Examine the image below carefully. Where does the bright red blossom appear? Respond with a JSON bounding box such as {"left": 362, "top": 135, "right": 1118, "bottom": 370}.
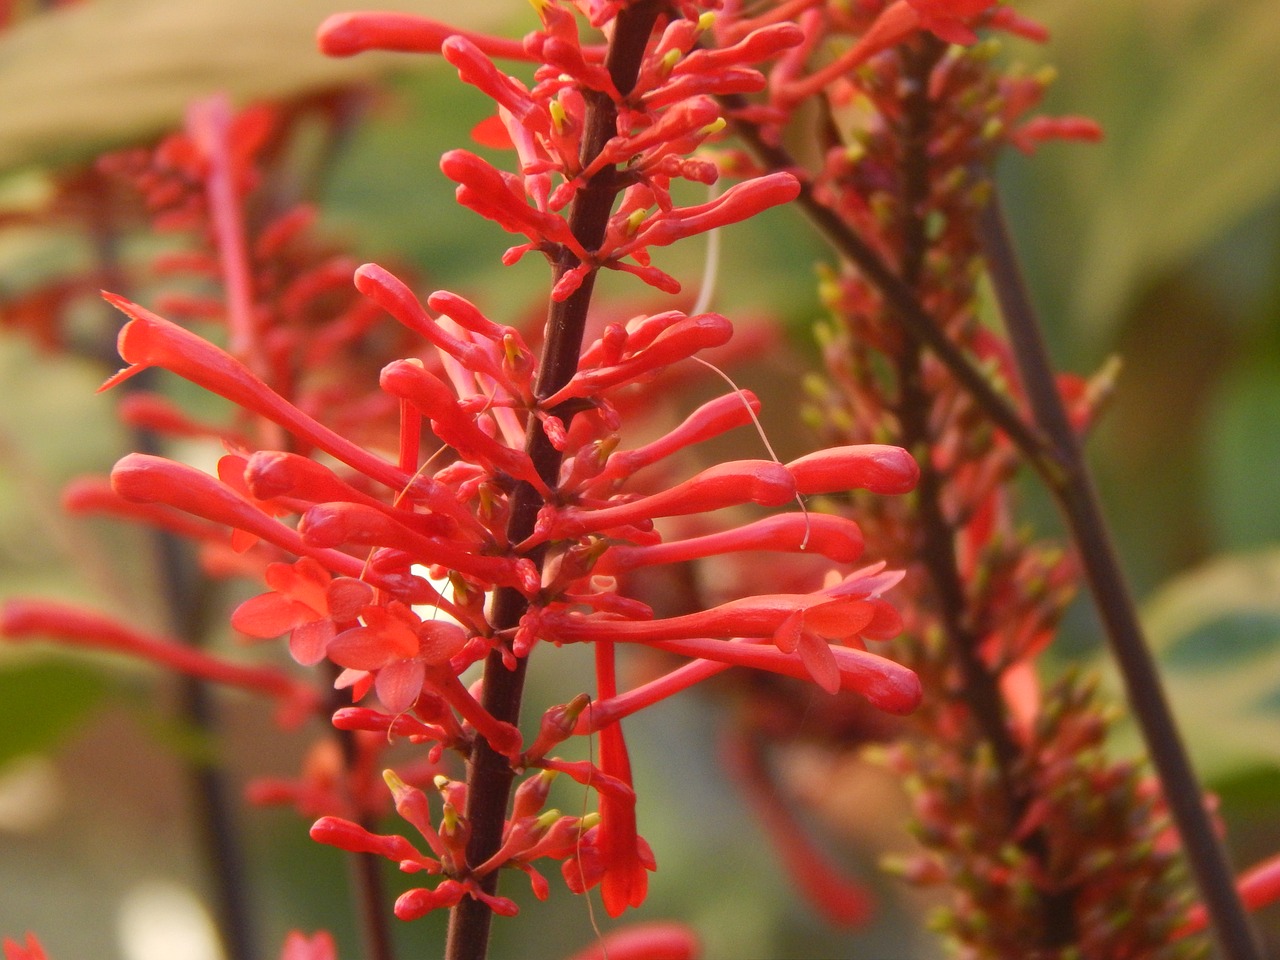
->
{"left": 4, "top": 0, "right": 923, "bottom": 933}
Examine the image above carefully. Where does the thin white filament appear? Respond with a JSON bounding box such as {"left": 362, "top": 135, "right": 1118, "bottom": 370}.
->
{"left": 686, "top": 191, "right": 811, "bottom": 547}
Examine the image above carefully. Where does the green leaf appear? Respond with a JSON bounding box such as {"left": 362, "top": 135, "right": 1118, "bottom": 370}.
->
{"left": 0, "top": 660, "right": 107, "bottom": 766}
{"left": 0, "top": 0, "right": 513, "bottom": 172}
{"left": 1013, "top": 0, "right": 1280, "bottom": 341}
{"left": 1204, "top": 358, "right": 1280, "bottom": 549}
{"left": 1126, "top": 549, "right": 1280, "bottom": 777}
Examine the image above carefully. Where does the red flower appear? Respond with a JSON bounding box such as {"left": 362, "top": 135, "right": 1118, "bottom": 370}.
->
{"left": 907, "top": 0, "right": 996, "bottom": 45}
{"left": 562, "top": 922, "right": 701, "bottom": 960}
{"left": 279, "top": 931, "right": 338, "bottom": 960}
{"left": 233, "top": 558, "right": 374, "bottom": 664}
{"left": 2, "top": 934, "right": 49, "bottom": 960}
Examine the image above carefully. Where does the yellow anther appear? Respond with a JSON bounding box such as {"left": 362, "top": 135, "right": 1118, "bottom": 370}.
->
{"left": 549, "top": 99, "right": 568, "bottom": 135}
{"left": 699, "top": 117, "right": 728, "bottom": 137}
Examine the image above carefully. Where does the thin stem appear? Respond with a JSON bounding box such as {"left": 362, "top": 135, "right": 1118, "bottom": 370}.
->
{"left": 978, "top": 189, "right": 1263, "bottom": 960}
{"left": 723, "top": 104, "right": 1062, "bottom": 482}
{"left": 87, "top": 182, "right": 259, "bottom": 960}
{"left": 443, "top": 5, "right": 665, "bottom": 959}
{"left": 892, "top": 41, "right": 1076, "bottom": 948}
{"left": 189, "top": 95, "right": 263, "bottom": 375}
{"left": 330, "top": 697, "right": 396, "bottom": 960}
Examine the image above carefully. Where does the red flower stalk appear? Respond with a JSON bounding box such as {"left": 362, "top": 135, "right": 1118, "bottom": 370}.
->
{"left": 0, "top": 600, "right": 320, "bottom": 726}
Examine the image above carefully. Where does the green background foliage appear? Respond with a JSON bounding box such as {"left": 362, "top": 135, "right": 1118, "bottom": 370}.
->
{"left": 0, "top": 0, "right": 1278, "bottom": 956}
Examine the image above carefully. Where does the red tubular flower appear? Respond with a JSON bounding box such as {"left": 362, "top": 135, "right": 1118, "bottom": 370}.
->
{"left": 613, "top": 172, "right": 801, "bottom": 257}
{"left": 544, "top": 581, "right": 912, "bottom": 701}
{"left": 110, "top": 454, "right": 438, "bottom": 601}
{"left": 786, "top": 443, "right": 920, "bottom": 495}
{"left": 1011, "top": 115, "right": 1105, "bottom": 155}
{"left": 317, "top": 12, "right": 532, "bottom": 61}
{"left": 590, "top": 640, "right": 651, "bottom": 918}
{"left": 102, "top": 295, "right": 413, "bottom": 493}
{"left": 395, "top": 879, "right": 517, "bottom": 921}
{"left": 596, "top": 513, "right": 864, "bottom": 571}
{"left": 298, "top": 501, "right": 536, "bottom": 593}
{"left": 279, "top": 930, "right": 338, "bottom": 960}
{"left": 539, "top": 459, "right": 797, "bottom": 542}
{"left": 62, "top": 475, "right": 223, "bottom": 543}
{"left": 775, "top": 0, "right": 997, "bottom": 105}
{"left": 309, "top": 816, "right": 437, "bottom": 871}
{"left": 562, "top": 922, "right": 701, "bottom": 960}
{"left": 1176, "top": 852, "right": 1280, "bottom": 939}
{"left": 544, "top": 313, "right": 734, "bottom": 406}
{"left": 1, "top": 600, "right": 320, "bottom": 725}
{"left": 116, "top": 390, "right": 248, "bottom": 444}
{"left": 655, "top": 636, "right": 920, "bottom": 708}
{"left": 593, "top": 390, "right": 762, "bottom": 484}
{"left": 907, "top": 0, "right": 997, "bottom": 45}
{"left": 379, "top": 359, "right": 549, "bottom": 494}
{"left": 354, "top": 263, "right": 527, "bottom": 397}
{"left": 2, "top": 934, "right": 49, "bottom": 960}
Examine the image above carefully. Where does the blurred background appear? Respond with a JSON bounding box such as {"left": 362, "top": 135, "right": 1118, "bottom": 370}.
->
{"left": 0, "top": 0, "right": 1278, "bottom": 956}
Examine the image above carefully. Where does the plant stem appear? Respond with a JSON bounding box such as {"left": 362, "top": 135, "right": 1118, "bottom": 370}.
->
{"left": 724, "top": 104, "right": 1062, "bottom": 482}
{"left": 977, "top": 190, "right": 1263, "bottom": 960}
{"left": 892, "top": 41, "right": 1076, "bottom": 948}
{"left": 443, "top": 5, "right": 664, "bottom": 958}
{"left": 87, "top": 184, "right": 259, "bottom": 960}
{"left": 332, "top": 718, "right": 397, "bottom": 960}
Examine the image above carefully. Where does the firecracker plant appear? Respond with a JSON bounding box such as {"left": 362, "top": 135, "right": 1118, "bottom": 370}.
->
{"left": 2, "top": 2, "right": 1279, "bottom": 959}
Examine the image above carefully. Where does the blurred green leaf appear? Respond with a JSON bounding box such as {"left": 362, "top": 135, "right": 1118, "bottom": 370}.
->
{"left": 1129, "top": 549, "right": 1280, "bottom": 776}
{"left": 1014, "top": 0, "right": 1280, "bottom": 343}
{"left": 1203, "top": 358, "right": 1280, "bottom": 549}
{"left": 0, "top": 660, "right": 106, "bottom": 766}
{"left": 0, "top": 0, "right": 511, "bottom": 171}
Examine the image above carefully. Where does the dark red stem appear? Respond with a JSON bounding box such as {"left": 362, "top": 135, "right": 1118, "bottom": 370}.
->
{"left": 892, "top": 40, "right": 1075, "bottom": 947}
{"left": 443, "top": 5, "right": 665, "bottom": 959}
{"left": 977, "top": 190, "right": 1263, "bottom": 960}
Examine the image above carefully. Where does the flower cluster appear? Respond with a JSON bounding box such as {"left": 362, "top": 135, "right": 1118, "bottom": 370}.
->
{"left": 322, "top": 5, "right": 808, "bottom": 301}
{"left": 91, "top": 250, "right": 920, "bottom": 917}
{"left": 1, "top": 0, "right": 924, "bottom": 942}
{"left": 767, "top": 12, "right": 1198, "bottom": 956}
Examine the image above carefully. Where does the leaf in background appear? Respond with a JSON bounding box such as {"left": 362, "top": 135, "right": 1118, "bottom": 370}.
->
{"left": 1203, "top": 358, "right": 1280, "bottom": 550}
{"left": 1128, "top": 549, "right": 1280, "bottom": 778}
{"left": 0, "top": 660, "right": 107, "bottom": 767}
{"left": 0, "top": 0, "right": 510, "bottom": 172}
{"left": 1011, "top": 0, "right": 1280, "bottom": 344}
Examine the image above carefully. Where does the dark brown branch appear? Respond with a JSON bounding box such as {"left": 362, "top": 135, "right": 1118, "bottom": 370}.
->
{"left": 977, "top": 191, "right": 1263, "bottom": 960}
{"left": 443, "top": 4, "right": 666, "bottom": 958}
